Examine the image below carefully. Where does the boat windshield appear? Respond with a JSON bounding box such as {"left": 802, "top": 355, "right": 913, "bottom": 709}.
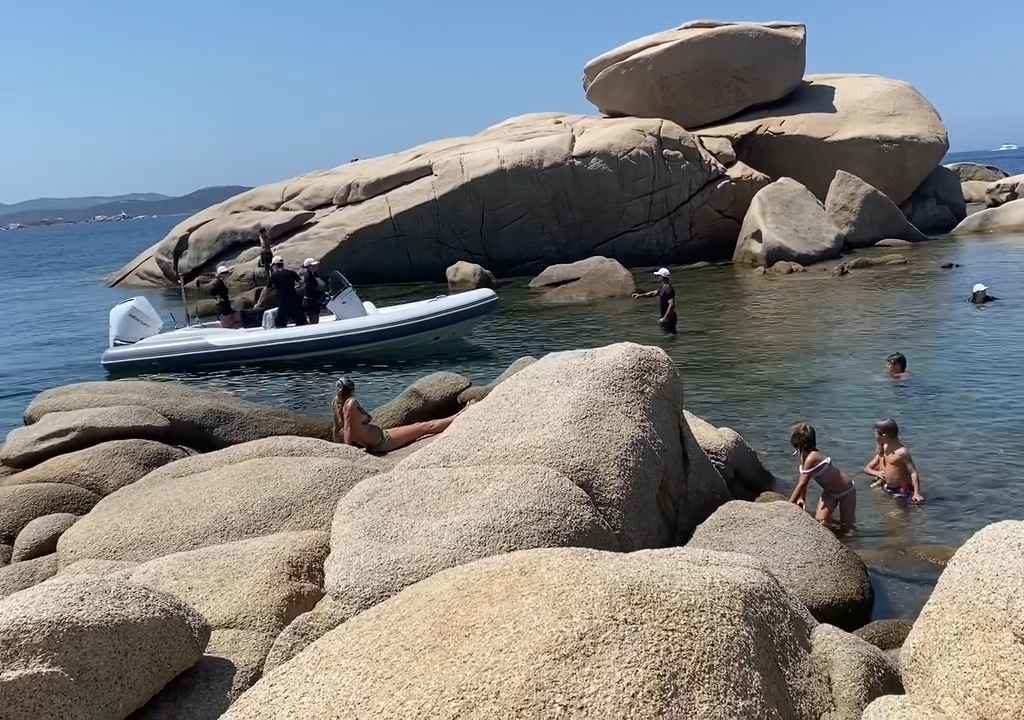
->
{"left": 328, "top": 271, "right": 353, "bottom": 297}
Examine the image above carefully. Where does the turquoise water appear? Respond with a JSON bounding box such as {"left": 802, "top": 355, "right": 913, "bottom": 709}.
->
{"left": 2, "top": 164, "right": 1023, "bottom": 618}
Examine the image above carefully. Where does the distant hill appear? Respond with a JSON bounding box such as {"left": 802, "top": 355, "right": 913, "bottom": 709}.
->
{"left": 1, "top": 186, "right": 251, "bottom": 226}
{"left": 0, "top": 193, "right": 169, "bottom": 217}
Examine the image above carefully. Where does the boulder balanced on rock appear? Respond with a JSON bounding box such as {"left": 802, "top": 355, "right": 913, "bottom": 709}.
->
{"left": 583, "top": 20, "right": 806, "bottom": 129}
{"left": 825, "top": 170, "right": 928, "bottom": 247}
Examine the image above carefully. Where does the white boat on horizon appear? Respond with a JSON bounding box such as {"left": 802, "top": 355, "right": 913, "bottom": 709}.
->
{"left": 101, "top": 272, "right": 497, "bottom": 372}
{"left": 994, "top": 143, "right": 1019, "bottom": 151}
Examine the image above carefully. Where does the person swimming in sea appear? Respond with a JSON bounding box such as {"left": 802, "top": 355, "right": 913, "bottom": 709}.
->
{"left": 331, "top": 376, "right": 462, "bottom": 454}
{"left": 969, "top": 283, "right": 998, "bottom": 305}
{"left": 788, "top": 422, "right": 857, "bottom": 534}
{"left": 864, "top": 417, "right": 925, "bottom": 503}
{"left": 886, "top": 352, "right": 910, "bottom": 380}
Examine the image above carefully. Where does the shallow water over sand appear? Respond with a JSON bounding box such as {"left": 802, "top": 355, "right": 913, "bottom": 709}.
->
{"left": 2, "top": 215, "right": 1023, "bottom": 619}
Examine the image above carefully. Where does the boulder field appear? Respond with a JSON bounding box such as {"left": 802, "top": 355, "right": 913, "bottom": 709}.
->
{"left": 0, "top": 345, "right": 1022, "bottom": 716}
{"left": 108, "top": 20, "right": 962, "bottom": 287}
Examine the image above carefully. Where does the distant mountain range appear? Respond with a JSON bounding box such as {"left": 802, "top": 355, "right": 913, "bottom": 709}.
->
{"left": 0, "top": 186, "right": 251, "bottom": 226}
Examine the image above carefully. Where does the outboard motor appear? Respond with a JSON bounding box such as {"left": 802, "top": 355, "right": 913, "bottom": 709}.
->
{"left": 109, "top": 296, "right": 162, "bottom": 347}
{"left": 326, "top": 271, "right": 368, "bottom": 320}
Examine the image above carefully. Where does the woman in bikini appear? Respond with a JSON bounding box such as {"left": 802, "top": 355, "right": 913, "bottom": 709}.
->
{"left": 788, "top": 422, "right": 856, "bottom": 534}
{"left": 332, "top": 376, "right": 461, "bottom": 454}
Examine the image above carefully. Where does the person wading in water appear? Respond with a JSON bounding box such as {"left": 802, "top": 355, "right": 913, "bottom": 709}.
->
{"left": 632, "top": 267, "right": 677, "bottom": 334}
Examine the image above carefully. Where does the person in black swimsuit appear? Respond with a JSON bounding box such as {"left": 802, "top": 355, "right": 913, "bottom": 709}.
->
{"left": 210, "top": 265, "right": 241, "bottom": 328}
{"left": 632, "top": 267, "right": 677, "bottom": 334}
{"left": 301, "top": 258, "right": 327, "bottom": 324}
{"left": 269, "top": 256, "right": 307, "bottom": 328}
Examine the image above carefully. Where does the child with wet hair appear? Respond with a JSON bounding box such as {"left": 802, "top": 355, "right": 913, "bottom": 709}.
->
{"left": 789, "top": 422, "right": 857, "bottom": 533}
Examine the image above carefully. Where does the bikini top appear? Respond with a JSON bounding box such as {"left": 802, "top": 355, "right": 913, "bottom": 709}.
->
{"left": 799, "top": 457, "right": 832, "bottom": 480}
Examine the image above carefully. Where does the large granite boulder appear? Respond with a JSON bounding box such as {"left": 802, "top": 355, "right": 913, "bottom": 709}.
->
{"left": 810, "top": 624, "right": 903, "bottom": 720}
{"left": 57, "top": 454, "right": 383, "bottom": 565}
{"left": 222, "top": 546, "right": 893, "bottom": 719}
{"left": 1, "top": 406, "right": 172, "bottom": 469}
{"left": 696, "top": 74, "right": 949, "bottom": 203}
{"left": 109, "top": 114, "right": 768, "bottom": 287}
{"left": 263, "top": 597, "right": 349, "bottom": 672}
{"left": 684, "top": 411, "right": 775, "bottom": 500}
{"left": 537, "top": 257, "right": 636, "bottom": 303}
{"left": 445, "top": 260, "right": 495, "bottom": 291}
{"left": 733, "top": 177, "right": 843, "bottom": 267}
{"left": 583, "top": 21, "right": 806, "bottom": 128}
{"left": 24, "top": 380, "right": 331, "bottom": 451}
{"left": 825, "top": 170, "right": 928, "bottom": 247}
{"left": 1, "top": 439, "right": 188, "bottom": 496}
{"left": 0, "top": 576, "right": 209, "bottom": 720}
{"left": 396, "top": 344, "right": 730, "bottom": 549}
{"left": 894, "top": 521, "right": 1024, "bottom": 719}
{"left": 323, "top": 465, "right": 618, "bottom": 627}
{"left": 457, "top": 355, "right": 538, "bottom": 404}
{"left": 945, "top": 161, "right": 1009, "bottom": 183}
{"left": 12, "top": 512, "right": 78, "bottom": 562}
{"left": 0, "top": 483, "right": 98, "bottom": 543}
{"left": 986, "top": 173, "right": 1024, "bottom": 207}
{"left": 900, "top": 166, "right": 967, "bottom": 234}
{"left": 0, "top": 553, "right": 58, "bottom": 598}
{"left": 527, "top": 255, "right": 617, "bottom": 287}
{"left": 369, "top": 371, "right": 471, "bottom": 429}
{"left": 687, "top": 501, "right": 873, "bottom": 628}
{"left": 961, "top": 179, "right": 990, "bottom": 204}
{"left": 952, "top": 198, "right": 1024, "bottom": 235}
{"left": 855, "top": 618, "right": 913, "bottom": 651}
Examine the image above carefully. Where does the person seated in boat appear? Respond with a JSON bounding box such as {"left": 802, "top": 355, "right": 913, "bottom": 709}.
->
{"left": 210, "top": 265, "right": 241, "bottom": 329}
{"left": 269, "top": 256, "right": 307, "bottom": 328}
{"left": 301, "top": 258, "right": 327, "bottom": 324}
{"left": 332, "top": 376, "right": 459, "bottom": 453}
{"left": 969, "top": 282, "right": 998, "bottom": 305}
{"left": 885, "top": 352, "right": 910, "bottom": 380}
{"left": 788, "top": 422, "right": 856, "bottom": 534}
{"left": 865, "top": 418, "right": 924, "bottom": 503}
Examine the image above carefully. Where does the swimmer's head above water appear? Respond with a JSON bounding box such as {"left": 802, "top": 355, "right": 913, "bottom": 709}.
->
{"left": 886, "top": 352, "right": 907, "bottom": 377}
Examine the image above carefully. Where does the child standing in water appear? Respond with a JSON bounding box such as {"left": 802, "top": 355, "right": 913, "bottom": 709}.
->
{"left": 788, "top": 423, "right": 857, "bottom": 534}
{"left": 865, "top": 418, "right": 925, "bottom": 503}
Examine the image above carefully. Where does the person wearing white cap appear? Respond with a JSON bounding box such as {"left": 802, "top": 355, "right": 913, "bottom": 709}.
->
{"left": 632, "top": 267, "right": 677, "bottom": 334}
{"left": 301, "top": 258, "right": 327, "bottom": 324}
{"left": 969, "top": 282, "right": 998, "bottom": 305}
{"left": 209, "top": 265, "right": 241, "bottom": 328}
{"left": 269, "top": 256, "right": 307, "bottom": 328}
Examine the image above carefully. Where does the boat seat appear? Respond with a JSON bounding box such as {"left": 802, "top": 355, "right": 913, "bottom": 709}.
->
{"left": 262, "top": 308, "right": 278, "bottom": 330}
{"left": 362, "top": 301, "right": 378, "bottom": 314}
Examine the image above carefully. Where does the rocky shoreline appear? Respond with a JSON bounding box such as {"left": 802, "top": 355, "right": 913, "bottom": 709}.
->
{"left": 0, "top": 343, "right": 1021, "bottom": 717}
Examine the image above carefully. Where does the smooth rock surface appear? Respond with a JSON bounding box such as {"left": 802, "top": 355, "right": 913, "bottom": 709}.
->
{"left": 12, "top": 512, "right": 78, "bottom": 563}
{"left": 110, "top": 114, "right": 765, "bottom": 287}
{"left": 1, "top": 439, "right": 189, "bottom": 496}
{"left": 457, "top": 356, "right": 538, "bottom": 404}
{"left": 583, "top": 21, "right": 806, "bottom": 128}
{"left": 733, "top": 177, "right": 843, "bottom": 267}
{"left": 0, "top": 544, "right": 10, "bottom": 566}
{"left": 684, "top": 411, "right": 775, "bottom": 500}
{"left": 324, "top": 464, "right": 618, "bottom": 624}
{"left": 945, "top": 161, "right": 1009, "bottom": 183}
{"left": 263, "top": 597, "right": 349, "bottom": 672}
{"left": 0, "top": 482, "right": 98, "bottom": 544}
{"left": 862, "top": 695, "right": 950, "bottom": 720}
{"left": 688, "top": 500, "right": 873, "bottom": 628}
{"left": 985, "top": 173, "right": 1024, "bottom": 207}
{"left": 0, "top": 576, "right": 209, "bottom": 720}
{"left": 697, "top": 74, "right": 949, "bottom": 203}
{"left": 0, "top": 553, "right": 58, "bottom": 598}
{"left": 528, "top": 255, "right": 618, "bottom": 287}
{"left": 951, "top": 198, "right": 1024, "bottom": 234}
{"left": 855, "top": 618, "right": 913, "bottom": 651}
{"left": 24, "top": 381, "right": 331, "bottom": 451}
{"left": 900, "top": 166, "right": 967, "bottom": 234}
{"left": 223, "top": 547, "right": 835, "bottom": 719}
{"left": 826, "top": 170, "right": 928, "bottom": 247}
{"left": 445, "top": 260, "right": 495, "bottom": 291}
{"left": 369, "top": 371, "right": 471, "bottom": 429}
{"left": 538, "top": 257, "right": 636, "bottom": 303}
{"left": 58, "top": 455, "right": 382, "bottom": 565}
{"left": 810, "top": 623, "right": 903, "bottom": 720}
{"left": 1, "top": 406, "right": 172, "bottom": 469}
{"left": 961, "top": 179, "right": 990, "bottom": 204}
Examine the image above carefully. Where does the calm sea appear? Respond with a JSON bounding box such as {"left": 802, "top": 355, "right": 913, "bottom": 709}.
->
{"left": 2, "top": 149, "right": 1022, "bottom": 617}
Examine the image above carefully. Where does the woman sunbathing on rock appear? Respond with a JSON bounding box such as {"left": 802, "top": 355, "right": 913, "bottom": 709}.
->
{"left": 331, "top": 376, "right": 460, "bottom": 454}
{"left": 788, "top": 422, "right": 856, "bottom": 534}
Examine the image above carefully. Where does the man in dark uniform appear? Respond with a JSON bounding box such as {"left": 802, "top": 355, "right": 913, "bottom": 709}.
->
{"left": 301, "top": 258, "right": 327, "bottom": 324}
{"left": 269, "top": 256, "right": 307, "bottom": 328}
{"left": 632, "top": 267, "right": 677, "bottom": 334}
{"left": 210, "top": 265, "right": 241, "bottom": 328}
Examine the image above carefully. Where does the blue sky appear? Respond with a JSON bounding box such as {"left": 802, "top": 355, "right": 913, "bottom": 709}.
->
{"left": 2, "top": 1, "right": 1020, "bottom": 202}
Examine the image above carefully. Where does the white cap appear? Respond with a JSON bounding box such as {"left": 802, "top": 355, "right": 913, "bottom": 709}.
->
{"left": 653, "top": 267, "right": 671, "bottom": 278}
{"left": 216, "top": 265, "right": 230, "bottom": 275}
{"left": 302, "top": 257, "right": 319, "bottom": 267}
{"left": 272, "top": 255, "right": 284, "bottom": 265}
{"left": 972, "top": 283, "right": 988, "bottom": 293}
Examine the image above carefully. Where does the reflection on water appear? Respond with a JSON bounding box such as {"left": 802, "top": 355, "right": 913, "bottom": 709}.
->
{"left": 2, "top": 217, "right": 1023, "bottom": 619}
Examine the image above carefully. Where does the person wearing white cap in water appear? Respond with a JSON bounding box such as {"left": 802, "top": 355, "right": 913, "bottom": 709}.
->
{"left": 632, "top": 267, "right": 677, "bottom": 333}
{"left": 209, "top": 264, "right": 241, "bottom": 328}
{"left": 269, "top": 256, "right": 307, "bottom": 327}
{"left": 969, "top": 282, "right": 998, "bottom": 305}
{"left": 301, "top": 258, "right": 327, "bottom": 324}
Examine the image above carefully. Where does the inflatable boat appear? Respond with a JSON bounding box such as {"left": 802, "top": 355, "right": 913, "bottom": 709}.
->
{"left": 101, "top": 273, "right": 497, "bottom": 372}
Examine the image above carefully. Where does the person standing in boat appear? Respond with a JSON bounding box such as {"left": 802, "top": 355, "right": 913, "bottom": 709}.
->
{"left": 254, "top": 228, "right": 275, "bottom": 310}
{"left": 632, "top": 267, "right": 677, "bottom": 334}
{"left": 269, "top": 256, "right": 307, "bottom": 328}
{"left": 210, "top": 265, "right": 241, "bottom": 329}
{"left": 301, "top": 258, "right": 327, "bottom": 324}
